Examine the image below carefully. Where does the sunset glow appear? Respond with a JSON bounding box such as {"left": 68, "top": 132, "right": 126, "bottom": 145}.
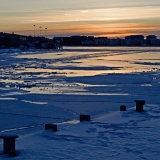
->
{"left": 0, "top": 0, "right": 160, "bottom": 38}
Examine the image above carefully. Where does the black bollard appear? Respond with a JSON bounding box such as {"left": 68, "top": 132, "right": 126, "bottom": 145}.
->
{"left": 51, "top": 124, "right": 57, "bottom": 132}
{"left": 135, "top": 100, "right": 145, "bottom": 112}
{"left": 80, "top": 114, "right": 90, "bottom": 122}
{"left": 120, "top": 105, "right": 127, "bottom": 111}
{"left": 45, "top": 124, "right": 57, "bottom": 132}
{"left": 0, "top": 135, "right": 18, "bottom": 157}
{"left": 45, "top": 124, "right": 52, "bottom": 130}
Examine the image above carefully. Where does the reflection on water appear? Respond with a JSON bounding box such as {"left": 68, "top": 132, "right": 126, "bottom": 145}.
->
{"left": 16, "top": 47, "right": 160, "bottom": 76}
{"left": 1, "top": 47, "right": 159, "bottom": 95}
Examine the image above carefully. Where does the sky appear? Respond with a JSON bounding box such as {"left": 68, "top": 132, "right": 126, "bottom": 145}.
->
{"left": 0, "top": 0, "right": 160, "bottom": 38}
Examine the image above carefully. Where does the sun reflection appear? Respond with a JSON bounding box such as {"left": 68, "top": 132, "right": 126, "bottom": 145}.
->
{"left": 15, "top": 47, "right": 160, "bottom": 77}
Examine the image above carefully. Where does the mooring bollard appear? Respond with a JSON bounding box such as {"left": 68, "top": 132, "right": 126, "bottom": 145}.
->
{"left": 120, "top": 105, "right": 127, "bottom": 111}
{"left": 135, "top": 100, "right": 145, "bottom": 112}
{"left": 51, "top": 124, "right": 57, "bottom": 132}
{"left": 80, "top": 114, "right": 90, "bottom": 122}
{"left": 45, "top": 124, "right": 53, "bottom": 130}
{"left": 0, "top": 135, "right": 18, "bottom": 157}
{"left": 45, "top": 124, "right": 57, "bottom": 132}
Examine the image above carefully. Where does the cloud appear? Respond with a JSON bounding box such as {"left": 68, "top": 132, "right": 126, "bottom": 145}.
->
{"left": 0, "top": 1, "right": 159, "bottom": 38}
{"left": 81, "top": 11, "right": 88, "bottom": 13}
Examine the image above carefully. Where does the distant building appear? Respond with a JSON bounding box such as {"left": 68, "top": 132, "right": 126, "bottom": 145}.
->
{"left": 88, "top": 36, "right": 94, "bottom": 40}
{"left": 146, "top": 35, "right": 157, "bottom": 46}
{"left": 82, "top": 36, "right": 108, "bottom": 46}
{"left": 0, "top": 33, "right": 28, "bottom": 47}
{"left": 1, "top": 32, "right": 159, "bottom": 48}
{"left": 60, "top": 35, "right": 90, "bottom": 46}
{"left": 146, "top": 35, "right": 157, "bottom": 40}
{"left": 70, "top": 36, "right": 82, "bottom": 46}
{"left": 9, "top": 33, "right": 19, "bottom": 47}
{"left": 108, "top": 38, "right": 122, "bottom": 46}
{"left": 53, "top": 37, "right": 63, "bottom": 44}
{"left": 19, "top": 35, "right": 28, "bottom": 46}
{"left": 125, "top": 35, "right": 145, "bottom": 46}
{"left": 0, "top": 33, "right": 9, "bottom": 48}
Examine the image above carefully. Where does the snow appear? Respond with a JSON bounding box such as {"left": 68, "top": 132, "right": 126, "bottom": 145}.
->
{"left": 0, "top": 47, "right": 160, "bottom": 159}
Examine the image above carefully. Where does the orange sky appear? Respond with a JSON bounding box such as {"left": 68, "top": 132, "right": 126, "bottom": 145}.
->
{"left": 0, "top": 0, "right": 160, "bottom": 38}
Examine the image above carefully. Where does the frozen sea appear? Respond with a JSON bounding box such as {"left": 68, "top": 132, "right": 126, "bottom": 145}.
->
{"left": 0, "top": 47, "right": 160, "bottom": 159}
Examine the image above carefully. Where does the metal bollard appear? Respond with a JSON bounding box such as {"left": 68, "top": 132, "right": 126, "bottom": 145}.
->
{"left": 120, "top": 105, "right": 127, "bottom": 111}
{"left": 80, "top": 114, "right": 90, "bottom": 122}
{"left": 45, "top": 124, "right": 53, "bottom": 130}
{"left": 45, "top": 124, "right": 57, "bottom": 132}
{"left": 0, "top": 135, "right": 18, "bottom": 157}
{"left": 51, "top": 124, "right": 57, "bottom": 132}
{"left": 135, "top": 100, "right": 145, "bottom": 112}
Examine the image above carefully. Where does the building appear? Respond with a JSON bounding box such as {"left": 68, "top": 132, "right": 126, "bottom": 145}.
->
{"left": 146, "top": 35, "right": 157, "bottom": 46}
{"left": 125, "top": 35, "right": 145, "bottom": 46}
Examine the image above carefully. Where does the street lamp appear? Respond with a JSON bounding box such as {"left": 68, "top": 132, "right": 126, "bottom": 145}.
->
{"left": 39, "top": 26, "right": 42, "bottom": 36}
{"left": 45, "top": 28, "right": 47, "bottom": 37}
{"left": 33, "top": 25, "right": 35, "bottom": 37}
